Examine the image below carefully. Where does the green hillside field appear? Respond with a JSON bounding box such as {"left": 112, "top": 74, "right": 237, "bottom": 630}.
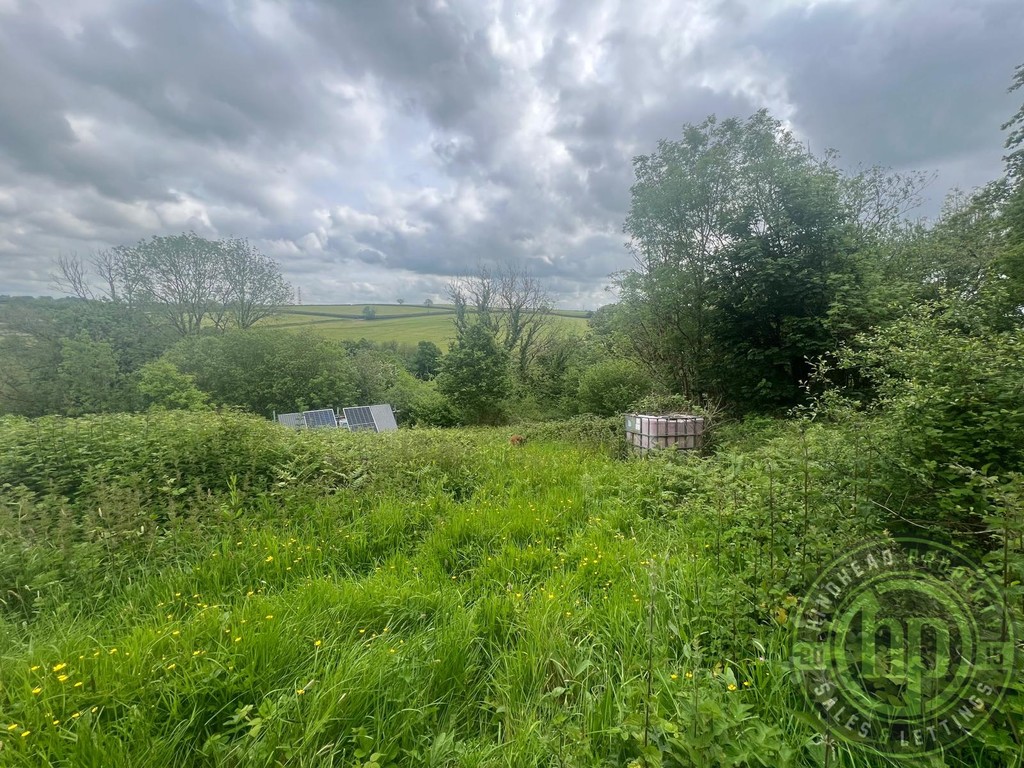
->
{"left": 264, "top": 304, "right": 590, "bottom": 346}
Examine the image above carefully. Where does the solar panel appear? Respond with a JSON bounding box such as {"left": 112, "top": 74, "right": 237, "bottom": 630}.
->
{"left": 343, "top": 406, "right": 376, "bottom": 432}
{"left": 302, "top": 409, "right": 338, "bottom": 429}
{"left": 369, "top": 404, "right": 398, "bottom": 432}
{"left": 277, "top": 413, "right": 304, "bottom": 429}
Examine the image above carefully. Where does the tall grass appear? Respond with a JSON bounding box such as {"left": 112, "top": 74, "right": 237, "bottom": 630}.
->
{"left": 0, "top": 412, "right": 1019, "bottom": 766}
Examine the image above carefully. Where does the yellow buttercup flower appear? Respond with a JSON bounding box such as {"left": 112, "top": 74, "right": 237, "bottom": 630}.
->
{"left": 57, "top": 674, "right": 69, "bottom": 683}
{"left": 727, "top": 683, "right": 737, "bottom": 692}
{"left": 52, "top": 663, "right": 67, "bottom": 672}
{"left": 31, "top": 686, "right": 42, "bottom": 695}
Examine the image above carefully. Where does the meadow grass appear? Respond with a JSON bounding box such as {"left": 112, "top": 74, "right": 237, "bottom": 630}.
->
{"left": 0, "top": 413, "right": 1018, "bottom": 767}
{"left": 262, "top": 305, "right": 589, "bottom": 346}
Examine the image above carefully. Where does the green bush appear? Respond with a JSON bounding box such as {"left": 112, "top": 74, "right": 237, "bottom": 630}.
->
{"left": 828, "top": 292, "right": 1024, "bottom": 534}
{"left": 576, "top": 359, "right": 650, "bottom": 416}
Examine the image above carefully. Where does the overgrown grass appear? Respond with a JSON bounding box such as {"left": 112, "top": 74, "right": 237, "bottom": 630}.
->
{"left": 0, "top": 413, "right": 1019, "bottom": 766}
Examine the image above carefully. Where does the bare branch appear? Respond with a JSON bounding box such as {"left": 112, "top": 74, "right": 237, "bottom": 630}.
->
{"left": 51, "top": 253, "right": 93, "bottom": 300}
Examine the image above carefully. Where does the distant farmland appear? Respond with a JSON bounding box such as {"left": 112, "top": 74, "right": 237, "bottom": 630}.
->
{"left": 265, "top": 304, "right": 591, "bottom": 346}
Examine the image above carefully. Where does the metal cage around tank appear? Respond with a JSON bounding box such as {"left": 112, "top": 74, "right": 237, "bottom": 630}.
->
{"left": 624, "top": 413, "right": 704, "bottom": 453}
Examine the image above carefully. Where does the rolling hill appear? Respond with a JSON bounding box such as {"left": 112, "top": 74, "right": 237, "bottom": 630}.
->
{"left": 265, "top": 304, "right": 591, "bottom": 346}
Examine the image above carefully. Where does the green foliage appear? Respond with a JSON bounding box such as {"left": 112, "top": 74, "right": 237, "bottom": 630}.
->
{"left": 411, "top": 340, "right": 443, "bottom": 380}
{"left": 136, "top": 361, "right": 210, "bottom": 411}
{"left": 57, "top": 233, "right": 291, "bottom": 334}
{"left": 825, "top": 290, "right": 1024, "bottom": 534}
{"left": 0, "top": 298, "right": 175, "bottom": 416}
{"left": 616, "top": 110, "right": 924, "bottom": 411}
{"left": 576, "top": 359, "right": 650, "bottom": 416}
{"left": 362, "top": 305, "right": 377, "bottom": 320}
{"left": 1002, "top": 61, "right": 1024, "bottom": 178}
{"left": 56, "top": 332, "right": 123, "bottom": 415}
{"left": 436, "top": 322, "right": 510, "bottom": 425}
{"left": 383, "top": 374, "right": 459, "bottom": 427}
{"left": 0, "top": 410, "right": 1017, "bottom": 766}
{"left": 164, "top": 329, "right": 359, "bottom": 415}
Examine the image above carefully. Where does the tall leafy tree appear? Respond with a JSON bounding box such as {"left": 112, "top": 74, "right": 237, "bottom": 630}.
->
{"left": 619, "top": 110, "right": 918, "bottom": 410}
{"left": 436, "top": 321, "right": 510, "bottom": 424}
{"left": 54, "top": 233, "right": 291, "bottom": 334}
{"left": 999, "top": 61, "right": 1024, "bottom": 309}
{"left": 411, "top": 341, "right": 443, "bottom": 380}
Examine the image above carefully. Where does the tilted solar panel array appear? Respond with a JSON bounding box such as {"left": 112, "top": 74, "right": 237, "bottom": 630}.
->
{"left": 369, "top": 404, "right": 398, "bottom": 432}
{"left": 343, "top": 406, "right": 376, "bottom": 432}
{"left": 277, "top": 413, "right": 305, "bottom": 429}
{"left": 302, "top": 409, "right": 338, "bottom": 429}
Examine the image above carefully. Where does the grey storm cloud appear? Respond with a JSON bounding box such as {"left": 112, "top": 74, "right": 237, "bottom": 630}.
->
{"left": 0, "top": 0, "right": 1020, "bottom": 306}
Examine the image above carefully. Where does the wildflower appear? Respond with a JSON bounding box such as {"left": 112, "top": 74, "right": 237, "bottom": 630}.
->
{"left": 265, "top": 556, "right": 274, "bottom": 562}
{"left": 90, "top": 707, "right": 98, "bottom": 714}
{"left": 727, "top": 683, "right": 737, "bottom": 692}
{"left": 71, "top": 712, "right": 81, "bottom": 719}
{"left": 6, "top": 723, "right": 18, "bottom": 731}
{"left": 109, "top": 648, "right": 118, "bottom": 655}
{"left": 234, "top": 637, "right": 241, "bottom": 643}
{"left": 30, "top": 665, "right": 40, "bottom": 672}
{"left": 685, "top": 672, "right": 693, "bottom": 679}
{"left": 314, "top": 640, "right": 322, "bottom": 647}
{"left": 58, "top": 674, "right": 69, "bottom": 683}
{"left": 74, "top": 681, "right": 84, "bottom": 688}
{"left": 171, "top": 630, "right": 180, "bottom": 637}
{"left": 670, "top": 673, "right": 678, "bottom": 680}
{"left": 52, "top": 663, "right": 67, "bottom": 672}
{"left": 192, "top": 650, "right": 205, "bottom": 656}
{"left": 265, "top": 614, "right": 273, "bottom": 620}
{"left": 743, "top": 681, "right": 751, "bottom": 688}
{"left": 21, "top": 730, "right": 30, "bottom": 738}
{"left": 52, "top": 719, "right": 60, "bottom": 726}
{"left": 359, "top": 629, "right": 366, "bottom": 634}
{"left": 166, "top": 663, "right": 176, "bottom": 670}
{"left": 296, "top": 688, "right": 305, "bottom": 695}
{"left": 31, "top": 686, "right": 42, "bottom": 695}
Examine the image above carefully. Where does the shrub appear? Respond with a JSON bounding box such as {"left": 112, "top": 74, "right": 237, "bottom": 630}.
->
{"left": 576, "top": 359, "right": 650, "bottom": 416}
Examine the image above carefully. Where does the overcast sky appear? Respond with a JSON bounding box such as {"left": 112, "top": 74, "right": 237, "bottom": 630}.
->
{"left": 0, "top": 0, "right": 1021, "bottom": 307}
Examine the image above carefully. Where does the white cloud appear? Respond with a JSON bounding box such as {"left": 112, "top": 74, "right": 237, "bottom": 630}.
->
{"left": 0, "top": 0, "right": 1020, "bottom": 306}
